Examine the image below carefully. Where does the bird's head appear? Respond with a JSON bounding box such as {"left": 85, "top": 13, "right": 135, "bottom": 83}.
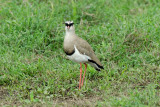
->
{"left": 65, "top": 21, "right": 75, "bottom": 32}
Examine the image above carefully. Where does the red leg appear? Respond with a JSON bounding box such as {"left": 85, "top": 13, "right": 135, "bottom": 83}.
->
{"left": 81, "top": 64, "right": 87, "bottom": 87}
{"left": 79, "top": 63, "right": 82, "bottom": 89}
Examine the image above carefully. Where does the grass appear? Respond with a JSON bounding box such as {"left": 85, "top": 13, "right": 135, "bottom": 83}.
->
{"left": 0, "top": 0, "right": 160, "bottom": 106}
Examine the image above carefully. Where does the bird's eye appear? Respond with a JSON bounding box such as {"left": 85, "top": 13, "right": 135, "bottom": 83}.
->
{"left": 65, "top": 23, "right": 74, "bottom": 27}
{"left": 70, "top": 23, "right": 73, "bottom": 26}
{"left": 68, "top": 23, "right": 73, "bottom": 26}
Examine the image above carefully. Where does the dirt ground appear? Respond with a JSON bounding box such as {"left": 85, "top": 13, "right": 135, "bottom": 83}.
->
{"left": 0, "top": 86, "right": 102, "bottom": 106}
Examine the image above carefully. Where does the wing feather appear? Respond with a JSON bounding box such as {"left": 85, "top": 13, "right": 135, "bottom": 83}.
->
{"left": 74, "top": 36, "right": 103, "bottom": 67}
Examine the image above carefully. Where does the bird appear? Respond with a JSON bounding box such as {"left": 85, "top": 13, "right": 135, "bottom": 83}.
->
{"left": 63, "top": 21, "right": 104, "bottom": 89}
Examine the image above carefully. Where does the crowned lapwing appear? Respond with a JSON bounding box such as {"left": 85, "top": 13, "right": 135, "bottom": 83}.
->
{"left": 63, "top": 21, "right": 104, "bottom": 89}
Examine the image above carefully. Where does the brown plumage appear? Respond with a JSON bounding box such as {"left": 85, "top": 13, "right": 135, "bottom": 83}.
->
{"left": 64, "top": 34, "right": 103, "bottom": 70}
{"left": 63, "top": 21, "right": 103, "bottom": 89}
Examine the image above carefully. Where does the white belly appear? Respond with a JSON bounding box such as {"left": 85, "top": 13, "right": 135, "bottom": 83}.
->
{"left": 67, "top": 45, "right": 91, "bottom": 63}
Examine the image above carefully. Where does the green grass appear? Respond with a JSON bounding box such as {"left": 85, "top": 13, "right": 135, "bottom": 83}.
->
{"left": 0, "top": 0, "right": 160, "bottom": 106}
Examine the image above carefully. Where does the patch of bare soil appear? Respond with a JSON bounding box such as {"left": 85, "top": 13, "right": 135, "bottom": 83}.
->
{"left": 0, "top": 88, "right": 102, "bottom": 107}
{"left": 0, "top": 85, "right": 103, "bottom": 106}
{"left": 0, "top": 86, "right": 9, "bottom": 105}
{"left": 27, "top": 97, "right": 102, "bottom": 107}
{"left": 54, "top": 96, "right": 102, "bottom": 107}
{"left": 0, "top": 86, "right": 8, "bottom": 99}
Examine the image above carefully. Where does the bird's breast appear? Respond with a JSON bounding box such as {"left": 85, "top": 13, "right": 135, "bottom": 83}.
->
{"left": 67, "top": 45, "right": 91, "bottom": 63}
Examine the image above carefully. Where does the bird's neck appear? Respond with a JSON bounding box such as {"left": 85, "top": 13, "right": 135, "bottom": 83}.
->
{"left": 65, "top": 30, "right": 75, "bottom": 37}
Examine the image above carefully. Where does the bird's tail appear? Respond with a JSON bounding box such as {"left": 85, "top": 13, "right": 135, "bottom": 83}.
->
{"left": 88, "top": 59, "right": 104, "bottom": 71}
